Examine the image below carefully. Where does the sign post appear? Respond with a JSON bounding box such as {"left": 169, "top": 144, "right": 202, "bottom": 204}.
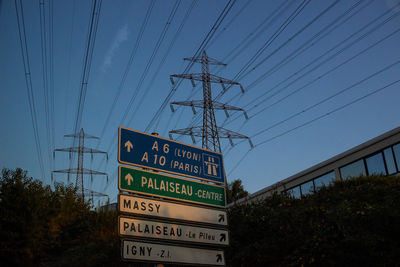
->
{"left": 118, "top": 194, "right": 228, "bottom": 226}
{"left": 117, "top": 126, "right": 228, "bottom": 266}
{"left": 118, "top": 127, "right": 225, "bottom": 184}
{"left": 122, "top": 240, "right": 225, "bottom": 266}
{"left": 119, "top": 216, "right": 229, "bottom": 246}
{"left": 119, "top": 166, "right": 226, "bottom": 207}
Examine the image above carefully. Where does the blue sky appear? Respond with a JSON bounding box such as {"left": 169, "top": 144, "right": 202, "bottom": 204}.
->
{"left": 1, "top": 0, "right": 400, "bottom": 204}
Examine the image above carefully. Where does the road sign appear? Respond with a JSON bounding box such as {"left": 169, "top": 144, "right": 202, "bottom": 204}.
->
{"left": 122, "top": 239, "right": 225, "bottom": 266}
{"left": 118, "top": 194, "right": 228, "bottom": 226}
{"left": 118, "top": 127, "right": 225, "bottom": 184}
{"left": 119, "top": 166, "right": 226, "bottom": 207}
{"left": 119, "top": 216, "right": 229, "bottom": 246}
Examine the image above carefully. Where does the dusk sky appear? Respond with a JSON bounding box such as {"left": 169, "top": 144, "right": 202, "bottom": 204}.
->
{"left": 1, "top": 0, "right": 400, "bottom": 204}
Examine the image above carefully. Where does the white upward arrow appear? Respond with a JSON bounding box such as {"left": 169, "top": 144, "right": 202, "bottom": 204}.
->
{"left": 125, "top": 173, "right": 133, "bottom": 186}
{"left": 124, "top": 140, "right": 133, "bottom": 152}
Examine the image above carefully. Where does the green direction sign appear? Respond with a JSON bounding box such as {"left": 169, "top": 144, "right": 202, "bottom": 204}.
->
{"left": 119, "top": 166, "right": 226, "bottom": 207}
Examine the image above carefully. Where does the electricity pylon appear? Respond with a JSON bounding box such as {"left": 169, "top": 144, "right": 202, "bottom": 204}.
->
{"left": 52, "top": 128, "right": 108, "bottom": 199}
{"left": 169, "top": 51, "right": 253, "bottom": 153}
{"left": 85, "top": 188, "right": 109, "bottom": 204}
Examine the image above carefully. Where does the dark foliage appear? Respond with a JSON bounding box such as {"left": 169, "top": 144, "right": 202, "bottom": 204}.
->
{"left": 2, "top": 168, "right": 400, "bottom": 266}
{"left": 0, "top": 168, "right": 121, "bottom": 266}
{"left": 226, "top": 175, "right": 400, "bottom": 266}
{"left": 226, "top": 179, "right": 249, "bottom": 204}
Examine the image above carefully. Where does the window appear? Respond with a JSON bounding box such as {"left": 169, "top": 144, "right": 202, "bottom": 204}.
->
{"left": 384, "top": 148, "right": 397, "bottom": 175}
{"left": 340, "top": 160, "right": 366, "bottom": 179}
{"left": 366, "top": 153, "right": 386, "bottom": 175}
{"left": 393, "top": 144, "right": 400, "bottom": 171}
{"left": 301, "top": 180, "right": 314, "bottom": 196}
{"left": 288, "top": 186, "right": 301, "bottom": 198}
{"left": 314, "top": 171, "right": 335, "bottom": 189}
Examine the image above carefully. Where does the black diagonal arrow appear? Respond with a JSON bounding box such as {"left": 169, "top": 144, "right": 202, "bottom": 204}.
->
{"left": 220, "top": 233, "right": 226, "bottom": 242}
{"left": 216, "top": 254, "right": 222, "bottom": 263}
{"left": 218, "top": 214, "right": 225, "bottom": 222}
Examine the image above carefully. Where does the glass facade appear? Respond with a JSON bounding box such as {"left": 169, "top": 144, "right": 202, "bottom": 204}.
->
{"left": 314, "top": 171, "right": 335, "bottom": 189}
{"left": 366, "top": 153, "right": 386, "bottom": 175}
{"left": 288, "top": 187, "right": 301, "bottom": 199}
{"left": 284, "top": 142, "right": 400, "bottom": 199}
{"left": 384, "top": 148, "right": 397, "bottom": 175}
{"left": 301, "top": 180, "right": 314, "bottom": 195}
{"left": 393, "top": 144, "right": 400, "bottom": 171}
{"left": 340, "top": 160, "right": 366, "bottom": 179}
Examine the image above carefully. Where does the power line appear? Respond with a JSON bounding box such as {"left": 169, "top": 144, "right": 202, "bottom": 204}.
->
{"left": 223, "top": 4, "right": 400, "bottom": 127}
{"left": 244, "top": 0, "right": 370, "bottom": 94}
{"left": 168, "top": 0, "right": 295, "bottom": 135}
{"left": 220, "top": 0, "right": 376, "bottom": 126}
{"left": 230, "top": 0, "right": 311, "bottom": 84}
{"left": 39, "top": 0, "right": 54, "bottom": 177}
{"left": 152, "top": 0, "right": 238, "bottom": 132}
{"left": 179, "top": 0, "right": 312, "bottom": 135}
{"left": 247, "top": 27, "right": 400, "bottom": 123}
{"left": 145, "top": 0, "right": 237, "bottom": 133}
{"left": 127, "top": 0, "right": 197, "bottom": 126}
{"left": 222, "top": 25, "right": 400, "bottom": 156}
{"left": 48, "top": 0, "right": 55, "bottom": 170}
{"left": 228, "top": 78, "right": 400, "bottom": 176}
{"left": 216, "top": 0, "right": 295, "bottom": 71}
{"left": 251, "top": 59, "right": 400, "bottom": 139}
{"left": 96, "top": 0, "right": 156, "bottom": 144}
{"left": 98, "top": 0, "right": 181, "bottom": 169}
{"left": 63, "top": 0, "right": 77, "bottom": 137}
{"left": 100, "top": 0, "right": 237, "bottom": 190}
{"left": 72, "top": 0, "right": 102, "bottom": 138}
{"left": 246, "top": 0, "right": 342, "bottom": 80}
{"left": 204, "top": 0, "right": 252, "bottom": 51}
{"left": 14, "top": 0, "right": 46, "bottom": 180}
{"left": 120, "top": 0, "right": 181, "bottom": 127}
{"left": 70, "top": 0, "right": 102, "bottom": 171}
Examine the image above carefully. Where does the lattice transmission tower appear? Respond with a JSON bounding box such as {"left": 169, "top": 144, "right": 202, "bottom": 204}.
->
{"left": 52, "top": 128, "right": 108, "bottom": 199}
{"left": 169, "top": 51, "right": 253, "bottom": 153}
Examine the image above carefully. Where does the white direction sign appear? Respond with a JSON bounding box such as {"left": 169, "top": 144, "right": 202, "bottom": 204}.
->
{"left": 122, "top": 239, "right": 225, "bottom": 266}
{"left": 119, "top": 216, "right": 229, "bottom": 246}
{"left": 118, "top": 194, "right": 228, "bottom": 226}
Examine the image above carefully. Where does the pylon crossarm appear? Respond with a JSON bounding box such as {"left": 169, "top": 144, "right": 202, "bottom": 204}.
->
{"left": 170, "top": 100, "right": 202, "bottom": 115}
{"left": 169, "top": 126, "right": 203, "bottom": 137}
{"left": 64, "top": 133, "right": 99, "bottom": 139}
{"left": 169, "top": 127, "right": 243, "bottom": 138}
{"left": 217, "top": 127, "right": 249, "bottom": 139}
{"left": 53, "top": 168, "right": 107, "bottom": 175}
{"left": 54, "top": 147, "right": 107, "bottom": 154}
{"left": 169, "top": 126, "right": 203, "bottom": 144}
{"left": 83, "top": 188, "right": 108, "bottom": 197}
{"left": 170, "top": 73, "right": 242, "bottom": 86}
{"left": 217, "top": 127, "right": 254, "bottom": 148}
{"left": 171, "top": 100, "right": 248, "bottom": 119}
{"left": 183, "top": 56, "right": 226, "bottom": 66}
{"left": 169, "top": 126, "right": 254, "bottom": 149}
{"left": 171, "top": 100, "right": 241, "bottom": 111}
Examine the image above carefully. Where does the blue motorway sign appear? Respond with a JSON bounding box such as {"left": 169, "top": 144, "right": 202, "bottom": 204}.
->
{"left": 118, "top": 127, "right": 225, "bottom": 184}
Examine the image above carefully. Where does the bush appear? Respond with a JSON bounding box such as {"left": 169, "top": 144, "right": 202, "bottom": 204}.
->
{"left": 226, "top": 175, "right": 400, "bottom": 266}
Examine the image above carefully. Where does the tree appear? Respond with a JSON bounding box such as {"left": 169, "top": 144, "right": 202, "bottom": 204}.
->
{"left": 0, "top": 168, "right": 56, "bottom": 265}
{"left": 0, "top": 168, "right": 122, "bottom": 266}
{"left": 226, "top": 179, "right": 248, "bottom": 204}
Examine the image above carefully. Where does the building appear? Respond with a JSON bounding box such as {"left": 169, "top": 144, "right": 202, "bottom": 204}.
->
{"left": 231, "top": 126, "right": 400, "bottom": 205}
